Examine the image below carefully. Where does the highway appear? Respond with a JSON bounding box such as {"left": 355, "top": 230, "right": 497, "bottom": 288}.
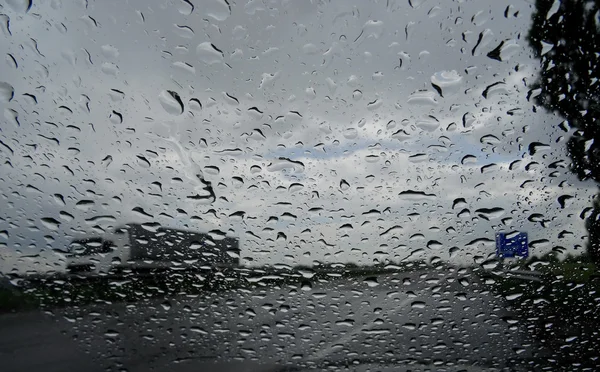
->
{"left": 0, "top": 270, "right": 541, "bottom": 371}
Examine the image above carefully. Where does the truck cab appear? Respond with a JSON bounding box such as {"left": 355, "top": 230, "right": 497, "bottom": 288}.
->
{"left": 66, "top": 227, "right": 131, "bottom": 275}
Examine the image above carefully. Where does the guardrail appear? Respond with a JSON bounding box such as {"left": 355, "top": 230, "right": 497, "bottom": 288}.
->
{"left": 502, "top": 269, "right": 543, "bottom": 282}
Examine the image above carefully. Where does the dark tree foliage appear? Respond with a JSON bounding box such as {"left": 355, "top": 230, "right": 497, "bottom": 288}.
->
{"left": 528, "top": 0, "right": 600, "bottom": 263}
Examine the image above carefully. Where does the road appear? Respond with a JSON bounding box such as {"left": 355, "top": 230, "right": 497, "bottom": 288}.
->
{"left": 0, "top": 270, "right": 540, "bottom": 371}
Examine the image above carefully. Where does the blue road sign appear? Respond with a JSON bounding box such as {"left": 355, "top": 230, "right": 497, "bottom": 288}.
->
{"left": 496, "top": 232, "right": 528, "bottom": 258}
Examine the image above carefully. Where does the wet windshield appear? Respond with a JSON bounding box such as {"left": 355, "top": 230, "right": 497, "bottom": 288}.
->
{"left": 1, "top": 0, "right": 600, "bottom": 371}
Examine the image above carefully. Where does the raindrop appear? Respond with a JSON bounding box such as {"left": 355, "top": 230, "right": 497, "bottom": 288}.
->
{"left": 475, "top": 207, "right": 505, "bottom": 220}
{"left": 101, "top": 44, "right": 119, "bottom": 59}
{"left": 528, "top": 142, "right": 551, "bottom": 155}
{"left": 430, "top": 70, "right": 462, "bottom": 97}
{"left": 174, "top": 24, "right": 195, "bottom": 38}
{"left": 427, "top": 240, "right": 443, "bottom": 249}
{"left": 301, "top": 281, "right": 312, "bottom": 291}
{"left": 202, "top": 0, "right": 231, "bottom": 21}
{"left": 340, "top": 179, "right": 350, "bottom": 190}
{"left": 224, "top": 92, "right": 239, "bottom": 105}
{"left": 546, "top": 0, "right": 561, "bottom": 19}
{"left": 457, "top": 209, "right": 471, "bottom": 218}
{"left": 196, "top": 42, "right": 224, "bottom": 65}
{"left": 407, "top": 90, "right": 438, "bottom": 106}
{"left": 40, "top": 217, "right": 60, "bottom": 230}
{"left": 505, "top": 293, "right": 522, "bottom": 301}
{"left": 101, "top": 155, "right": 113, "bottom": 167}
{"left": 109, "top": 110, "right": 123, "bottom": 124}
{"left": 101, "top": 62, "right": 119, "bottom": 76}
{"left": 411, "top": 301, "right": 426, "bottom": 309}
{"left": 0, "top": 82, "right": 14, "bottom": 103}
{"left": 408, "top": 153, "right": 428, "bottom": 163}
{"left": 480, "top": 134, "right": 500, "bottom": 144}
{"left": 0, "top": 15, "right": 11, "bottom": 37}
{"left": 288, "top": 183, "right": 303, "bottom": 193}
{"left": 392, "top": 129, "right": 411, "bottom": 141}
{"left": 178, "top": 0, "right": 194, "bottom": 15}
{"left": 104, "top": 330, "right": 119, "bottom": 338}
{"left": 352, "top": 89, "right": 362, "bottom": 100}
{"left": 363, "top": 277, "right": 379, "bottom": 287}
{"left": 557, "top": 195, "right": 573, "bottom": 209}
{"left": 132, "top": 206, "right": 153, "bottom": 218}
{"left": 173, "top": 61, "right": 195, "bottom": 75}
{"left": 109, "top": 89, "right": 125, "bottom": 101}
{"left": 530, "top": 239, "right": 550, "bottom": 249}
{"left": 267, "top": 158, "right": 305, "bottom": 173}
{"left": 343, "top": 127, "right": 358, "bottom": 139}
{"left": 161, "top": 301, "right": 171, "bottom": 311}
{"left": 398, "top": 190, "right": 437, "bottom": 200}
{"left": 158, "top": 90, "right": 184, "bottom": 115}
{"left": 6, "top": 0, "right": 32, "bottom": 13}
{"left": 137, "top": 155, "right": 151, "bottom": 168}
{"left": 190, "top": 327, "right": 208, "bottom": 335}
{"left": 366, "top": 98, "right": 382, "bottom": 110}
{"left": 487, "top": 39, "right": 520, "bottom": 62}
{"left": 455, "top": 115, "right": 472, "bottom": 131}
{"left": 482, "top": 82, "right": 508, "bottom": 98}
{"left": 189, "top": 98, "right": 202, "bottom": 111}
{"left": 416, "top": 116, "right": 440, "bottom": 132}
{"left": 461, "top": 155, "right": 477, "bottom": 164}
{"left": 365, "top": 155, "right": 380, "bottom": 163}
{"left": 6, "top": 53, "right": 17, "bottom": 69}
{"left": 472, "top": 28, "right": 494, "bottom": 56}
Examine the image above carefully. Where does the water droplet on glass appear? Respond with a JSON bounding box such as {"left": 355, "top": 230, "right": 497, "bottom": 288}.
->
{"left": 158, "top": 90, "right": 184, "bottom": 115}
{"left": 267, "top": 158, "right": 305, "bottom": 173}
{"left": 528, "top": 142, "right": 551, "bottom": 155}
{"left": 366, "top": 98, "right": 382, "bottom": 110}
{"left": 178, "top": 0, "right": 194, "bottom": 15}
{"left": 101, "top": 44, "right": 119, "bottom": 59}
{"left": 482, "top": 82, "right": 508, "bottom": 98}
{"left": 363, "top": 277, "right": 379, "bottom": 287}
{"left": 398, "top": 190, "right": 437, "bottom": 201}
{"left": 6, "top": 0, "right": 32, "bottom": 13}
{"left": 109, "top": 110, "right": 123, "bottom": 124}
{"left": 40, "top": 217, "right": 60, "bottom": 231}
{"left": 202, "top": 0, "right": 231, "bottom": 21}
{"left": 101, "top": 62, "right": 119, "bottom": 76}
{"left": 343, "top": 127, "right": 358, "bottom": 139}
{"left": 408, "top": 153, "right": 428, "bottom": 163}
{"left": 472, "top": 28, "right": 494, "bottom": 56}
{"left": 173, "top": 61, "right": 196, "bottom": 75}
{"left": 196, "top": 42, "right": 224, "bottom": 65}
{"left": 407, "top": 90, "right": 438, "bottom": 106}
{"left": 430, "top": 70, "right": 462, "bottom": 97}
{"left": 427, "top": 240, "right": 443, "bottom": 249}
{"left": 0, "top": 82, "right": 14, "bottom": 103}
{"left": 487, "top": 39, "right": 520, "bottom": 61}
{"left": 461, "top": 155, "right": 477, "bottom": 165}
{"left": 411, "top": 301, "right": 426, "bottom": 309}
{"left": 475, "top": 207, "right": 505, "bottom": 220}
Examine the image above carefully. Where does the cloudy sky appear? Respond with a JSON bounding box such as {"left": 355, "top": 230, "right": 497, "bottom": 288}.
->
{"left": 0, "top": 0, "right": 596, "bottom": 273}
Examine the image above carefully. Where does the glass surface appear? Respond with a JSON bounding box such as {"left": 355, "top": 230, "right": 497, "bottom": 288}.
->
{"left": 1, "top": 0, "right": 599, "bottom": 371}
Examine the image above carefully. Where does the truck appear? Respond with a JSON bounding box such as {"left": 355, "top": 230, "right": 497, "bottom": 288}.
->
{"left": 66, "top": 223, "right": 240, "bottom": 275}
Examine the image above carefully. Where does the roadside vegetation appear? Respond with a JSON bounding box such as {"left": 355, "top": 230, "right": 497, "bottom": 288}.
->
{"left": 486, "top": 253, "right": 600, "bottom": 370}
{"left": 0, "top": 260, "right": 431, "bottom": 312}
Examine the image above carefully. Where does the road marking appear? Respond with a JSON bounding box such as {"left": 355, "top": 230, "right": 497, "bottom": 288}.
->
{"left": 307, "top": 292, "right": 414, "bottom": 362}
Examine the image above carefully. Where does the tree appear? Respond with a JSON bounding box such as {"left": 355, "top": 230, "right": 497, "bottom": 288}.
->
{"left": 528, "top": 0, "right": 600, "bottom": 263}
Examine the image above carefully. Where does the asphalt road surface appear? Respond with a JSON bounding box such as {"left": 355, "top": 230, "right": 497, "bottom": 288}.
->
{"left": 1, "top": 270, "right": 540, "bottom": 371}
